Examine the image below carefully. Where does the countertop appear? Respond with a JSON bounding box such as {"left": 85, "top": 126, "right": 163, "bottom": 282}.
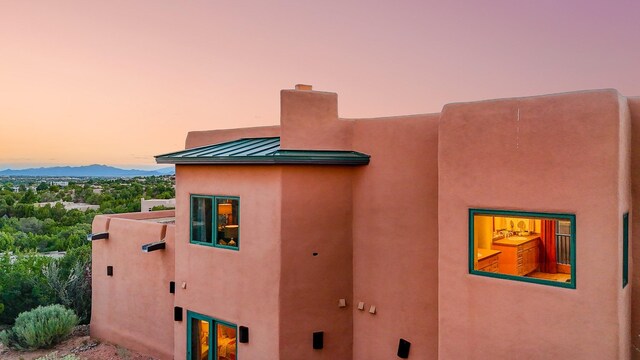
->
{"left": 493, "top": 234, "right": 540, "bottom": 246}
{"left": 477, "top": 248, "right": 501, "bottom": 260}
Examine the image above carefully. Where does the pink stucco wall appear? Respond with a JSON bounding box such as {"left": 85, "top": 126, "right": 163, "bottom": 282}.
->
{"left": 279, "top": 166, "right": 354, "bottom": 359}
{"left": 350, "top": 114, "right": 440, "bottom": 359}
{"left": 172, "top": 165, "right": 282, "bottom": 360}
{"left": 91, "top": 212, "right": 176, "bottom": 359}
{"left": 280, "top": 88, "right": 353, "bottom": 151}
{"left": 629, "top": 96, "right": 640, "bottom": 359}
{"left": 185, "top": 125, "right": 280, "bottom": 149}
{"left": 438, "top": 89, "right": 628, "bottom": 359}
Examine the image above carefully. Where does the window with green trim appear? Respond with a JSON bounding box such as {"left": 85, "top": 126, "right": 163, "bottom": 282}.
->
{"left": 191, "top": 195, "right": 240, "bottom": 250}
{"left": 470, "top": 209, "right": 576, "bottom": 288}
{"left": 623, "top": 212, "right": 629, "bottom": 288}
{"left": 187, "top": 311, "right": 237, "bottom": 360}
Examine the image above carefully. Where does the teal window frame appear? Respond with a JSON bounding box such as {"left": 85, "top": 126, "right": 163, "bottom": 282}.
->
{"left": 186, "top": 310, "right": 238, "bottom": 360}
{"left": 623, "top": 212, "right": 629, "bottom": 288}
{"left": 190, "top": 194, "right": 240, "bottom": 251}
{"left": 469, "top": 208, "right": 576, "bottom": 289}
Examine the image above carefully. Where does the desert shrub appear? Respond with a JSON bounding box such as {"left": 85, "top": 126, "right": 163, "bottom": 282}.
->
{"left": 0, "top": 304, "right": 78, "bottom": 350}
{"left": 43, "top": 253, "right": 92, "bottom": 324}
{"left": 0, "top": 252, "right": 56, "bottom": 324}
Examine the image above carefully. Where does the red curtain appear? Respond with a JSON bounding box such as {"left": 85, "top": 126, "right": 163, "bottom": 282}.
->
{"left": 540, "top": 220, "right": 557, "bottom": 273}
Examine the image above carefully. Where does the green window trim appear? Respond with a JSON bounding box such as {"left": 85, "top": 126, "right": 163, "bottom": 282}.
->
{"left": 190, "top": 194, "right": 240, "bottom": 251}
{"left": 623, "top": 212, "right": 629, "bottom": 288}
{"left": 186, "top": 310, "right": 238, "bottom": 360}
{"left": 469, "top": 208, "right": 576, "bottom": 289}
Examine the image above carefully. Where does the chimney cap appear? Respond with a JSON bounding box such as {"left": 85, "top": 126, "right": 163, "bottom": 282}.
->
{"left": 295, "top": 84, "right": 313, "bottom": 91}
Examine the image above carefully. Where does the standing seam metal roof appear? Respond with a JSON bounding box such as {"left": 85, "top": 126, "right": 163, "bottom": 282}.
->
{"left": 155, "top": 137, "right": 370, "bottom": 165}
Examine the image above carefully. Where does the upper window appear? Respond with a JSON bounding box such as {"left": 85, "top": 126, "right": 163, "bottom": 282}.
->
{"left": 469, "top": 209, "right": 576, "bottom": 289}
{"left": 191, "top": 195, "right": 240, "bottom": 250}
{"left": 187, "top": 311, "right": 237, "bottom": 360}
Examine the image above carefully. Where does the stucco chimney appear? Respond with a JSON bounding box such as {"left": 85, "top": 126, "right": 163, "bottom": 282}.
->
{"left": 280, "top": 85, "right": 351, "bottom": 150}
{"left": 295, "top": 84, "right": 313, "bottom": 91}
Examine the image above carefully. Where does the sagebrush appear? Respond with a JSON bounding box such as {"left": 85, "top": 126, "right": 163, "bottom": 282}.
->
{"left": 0, "top": 304, "right": 78, "bottom": 350}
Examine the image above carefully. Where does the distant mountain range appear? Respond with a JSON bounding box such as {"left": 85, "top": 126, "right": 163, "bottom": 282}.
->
{"left": 0, "top": 164, "right": 175, "bottom": 177}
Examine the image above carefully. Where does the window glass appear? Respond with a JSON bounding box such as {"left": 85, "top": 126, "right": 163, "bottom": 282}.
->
{"left": 191, "top": 318, "right": 210, "bottom": 360}
{"left": 216, "top": 198, "right": 239, "bottom": 248}
{"left": 216, "top": 323, "right": 237, "bottom": 360}
{"left": 470, "top": 209, "right": 575, "bottom": 288}
{"left": 188, "top": 312, "right": 237, "bottom": 360}
{"left": 192, "top": 197, "right": 212, "bottom": 244}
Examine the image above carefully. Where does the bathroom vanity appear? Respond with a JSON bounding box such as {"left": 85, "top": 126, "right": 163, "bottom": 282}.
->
{"left": 491, "top": 235, "right": 540, "bottom": 276}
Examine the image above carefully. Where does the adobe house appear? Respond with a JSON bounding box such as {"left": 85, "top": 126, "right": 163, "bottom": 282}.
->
{"left": 90, "top": 85, "right": 640, "bottom": 359}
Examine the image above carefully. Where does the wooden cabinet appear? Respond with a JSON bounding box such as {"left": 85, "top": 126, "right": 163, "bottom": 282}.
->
{"left": 491, "top": 237, "right": 539, "bottom": 276}
{"left": 478, "top": 253, "right": 500, "bottom": 273}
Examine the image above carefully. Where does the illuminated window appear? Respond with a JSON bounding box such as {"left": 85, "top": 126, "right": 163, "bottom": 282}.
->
{"left": 187, "top": 311, "right": 237, "bottom": 360}
{"left": 191, "top": 195, "right": 240, "bottom": 250}
{"left": 469, "top": 209, "right": 576, "bottom": 288}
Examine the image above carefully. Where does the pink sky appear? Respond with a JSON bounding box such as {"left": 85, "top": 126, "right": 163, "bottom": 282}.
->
{"left": 1, "top": 0, "right": 639, "bottom": 169}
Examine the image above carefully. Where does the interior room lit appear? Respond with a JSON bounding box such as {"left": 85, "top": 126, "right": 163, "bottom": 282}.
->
{"left": 472, "top": 213, "right": 573, "bottom": 283}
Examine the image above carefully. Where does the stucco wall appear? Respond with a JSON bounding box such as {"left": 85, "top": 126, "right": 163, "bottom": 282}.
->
{"left": 279, "top": 166, "right": 354, "bottom": 359}
{"left": 629, "top": 96, "right": 640, "bottom": 359}
{"left": 438, "top": 89, "right": 625, "bottom": 359}
{"left": 172, "top": 165, "right": 282, "bottom": 360}
{"left": 91, "top": 214, "right": 176, "bottom": 359}
{"left": 617, "top": 94, "right": 632, "bottom": 360}
{"left": 280, "top": 89, "right": 353, "bottom": 151}
{"left": 350, "top": 114, "right": 440, "bottom": 359}
{"left": 185, "top": 125, "right": 280, "bottom": 149}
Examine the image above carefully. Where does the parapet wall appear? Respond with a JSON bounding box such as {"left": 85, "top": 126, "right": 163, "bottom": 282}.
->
{"left": 90, "top": 212, "right": 176, "bottom": 360}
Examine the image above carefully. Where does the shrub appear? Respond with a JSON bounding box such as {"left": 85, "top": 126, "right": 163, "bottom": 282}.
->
{"left": 0, "top": 304, "right": 79, "bottom": 350}
{"left": 43, "top": 254, "right": 92, "bottom": 324}
{"left": 0, "top": 252, "right": 56, "bottom": 324}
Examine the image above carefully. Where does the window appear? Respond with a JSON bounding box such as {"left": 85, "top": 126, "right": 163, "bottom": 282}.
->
{"left": 469, "top": 209, "right": 576, "bottom": 288}
{"left": 187, "top": 311, "right": 237, "bottom": 360}
{"left": 191, "top": 195, "right": 240, "bottom": 250}
{"left": 623, "top": 212, "right": 629, "bottom": 288}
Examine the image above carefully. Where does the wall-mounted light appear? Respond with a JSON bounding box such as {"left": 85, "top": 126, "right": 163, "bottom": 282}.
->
{"left": 397, "top": 338, "right": 411, "bottom": 358}
{"left": 313, "top": 331, "right": 323, "bottom": 350}
{"left": 174, "top": 307, "right": 183, "bottom": 321}
{"left": 239, "top": 326, "right": 249, "bottom": 343}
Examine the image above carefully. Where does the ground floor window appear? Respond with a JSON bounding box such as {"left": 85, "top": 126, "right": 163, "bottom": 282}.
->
{"left": 187, "top": 311, "right": 237, "bottom": 360}
{"left": 469, "top": 209, "right": 576, "bottom": 288}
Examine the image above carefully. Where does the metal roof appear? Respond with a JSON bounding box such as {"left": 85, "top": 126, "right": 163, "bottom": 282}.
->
{"left": 155, "top": 137, "right": 370, "bottom": 166}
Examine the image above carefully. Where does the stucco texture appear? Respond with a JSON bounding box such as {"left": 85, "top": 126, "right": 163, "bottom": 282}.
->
{"left": 438, "top": 89, "right": 629, "bottom": 359}
{"left": 91, "top": 213, "right": 176, "bottom": 359}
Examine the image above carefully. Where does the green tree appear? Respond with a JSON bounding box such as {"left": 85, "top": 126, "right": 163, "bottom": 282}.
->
{"left": 19, "top": 189, "right": 37, "bottom": 204}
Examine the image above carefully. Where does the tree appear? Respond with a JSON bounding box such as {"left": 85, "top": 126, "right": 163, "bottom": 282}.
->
{"left": 19, "top": 189, "right": 37, "bottom": 204}
{"left": 36, "top": 182, "right": 49, "bottom": 192}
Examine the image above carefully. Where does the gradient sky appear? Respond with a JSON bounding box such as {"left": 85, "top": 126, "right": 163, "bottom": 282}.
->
{"left": 1, "top": 0, "right": 639, "bottom": 169}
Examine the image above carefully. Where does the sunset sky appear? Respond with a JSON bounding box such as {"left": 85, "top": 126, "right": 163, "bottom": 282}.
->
{"left": 1, "top": 0, "right": 639, "bottom": 169}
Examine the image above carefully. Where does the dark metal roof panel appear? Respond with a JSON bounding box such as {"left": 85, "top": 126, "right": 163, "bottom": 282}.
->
{"left": 155, "top": 137, "right": 370, "bottom": 166}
